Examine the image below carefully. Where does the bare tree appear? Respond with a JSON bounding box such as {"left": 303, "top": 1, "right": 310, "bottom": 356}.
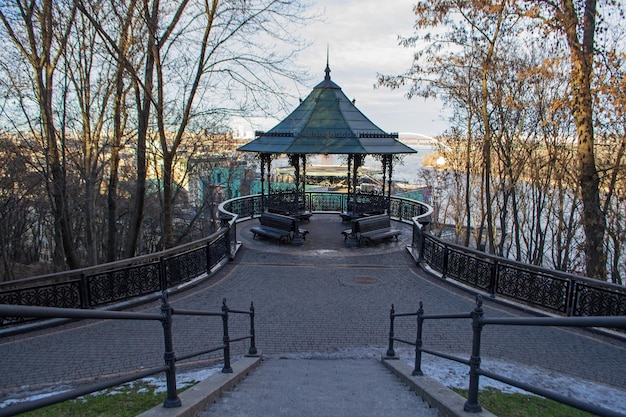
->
{"left": 62, "top": 5, "right": 118, "bottom": 265}
{"left": 594, "top": 33, "right": 626, "bottom": 283}
{"left": 525, "top": 0, "right": 613, "bottom": 279}
{"left": 379, "top": 0, "right": 625, "bottom": 280}
{"left": 79, "top": 0, "right": 310, "bottom": 253}
{"left": 0, "top": 0, "right": 79, "bottom": 269}
{"left": 151, "top": 0, "right": 310, "bottom": 248}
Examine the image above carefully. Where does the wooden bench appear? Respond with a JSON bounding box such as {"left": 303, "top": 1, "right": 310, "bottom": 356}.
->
{"left": 250, "top": 212, "right": 308, "bottom": 243}
{"left": 297, "top": 210, "right": 313, "bottom": 222}
{"left": 267, "top": 208, "right": 312, "bottom": 222}
{"left": 355, "top": 214, "right": 401, "bottom": 245}
{"left": 340, "top": 210, "right": 384, "bottom": 222}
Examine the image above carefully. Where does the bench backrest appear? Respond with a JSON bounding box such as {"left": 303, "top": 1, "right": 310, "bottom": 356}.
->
{"left": 355, "top": 214, "right": 391, "bottom": 233}
{"left": 259, "top": 212, "right": 295, "bottom": 231}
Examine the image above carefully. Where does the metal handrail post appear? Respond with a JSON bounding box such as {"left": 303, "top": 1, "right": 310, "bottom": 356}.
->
{"left": 248, "top": 302, "right": 258, "bottom": 355}
{"left": 417, "top": 219, "right": 429, "bottom": 263}
{"left": 160, "top": 293, "right": 181, "bottom": 408}
{"left": 386, "top": 304, "right": 396, "bottom": 357}
{"left": 221, "top": 299, "right": 233, "bottom": 373}
{"left": 417, "top": 226, "right": 425, "bottom": 263}
{"left": 489, "top": 261, "right": 497, "bottom": 298}
{"left": 442, "top": 245, "right": 449, "bottom": 279}
{"left": 79, "top": 273, "right": 90, "bottom": 309}
{"left": 205, "top": 240, "right": 212, "bottom": 273}
{"left": 413, "top": 302, "right": 424, "bottom": 376}
{"left": 567, "top": 281, "right": 577, "bottom": 317}
{"left": 159, "top": 257, "right": 168, "bottom": 292}
{"left": 464, "top": 295, "right": 484, "bottom": 413}
{"left": 229, "top": 221, "right": 237, "bottom": 261}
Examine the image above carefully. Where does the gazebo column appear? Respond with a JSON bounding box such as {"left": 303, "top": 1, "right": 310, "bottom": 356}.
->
{"left": 260, "top": 155, "right": 265, "bottom": 209}
{"left": 289, "top": 154, "right": 304, "bottom": 246}
{"left": 387, "top": 155, "right": 393, "bottom": 214}
{"left": 346, "top": 155, "right": 352, "bottom": 213}
{"left": 267, "top": 155, "right": 273, "bottom": 195}
{"left": 352, "top": 154, "right": 363, "bottom": 217}
{"left": 381, "top": 154, "right": 387, "bottom": 197}
{"left": 345, "top": 155, "right": 355, "bottom": 246}
{"left": 345, "top": 154, "right": 364, "bottom": 248}
{"left": 260, "top": 153, "right": 271, "bottom": 213}
{"left": 302, "top": 154, "right": 307, "bottom": 209}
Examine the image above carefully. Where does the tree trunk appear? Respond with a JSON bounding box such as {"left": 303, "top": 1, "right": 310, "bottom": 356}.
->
{"left": 561, "top": 0, "right": 607, "bottom": 279}
{"left": 162, "top": 151, "right": 175, "bottom": 248}
{"left": 106, "top": 2, "right": 136, "bottom": 262}
{"left": 36, "top": 1, "right": 79, "bottom": 270}
{"left": 465, "top": 118, "right": 472, "bottom": 247}
{"left": 37, "top": 70, "right": 79, "bottom": 269}
{"left": 124, "top": 0, "right": 158, "bottom": 259}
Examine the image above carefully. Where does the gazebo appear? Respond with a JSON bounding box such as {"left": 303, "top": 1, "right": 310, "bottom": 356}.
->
{"left": 238, "top": 63, "right": 416, "bottom": 245}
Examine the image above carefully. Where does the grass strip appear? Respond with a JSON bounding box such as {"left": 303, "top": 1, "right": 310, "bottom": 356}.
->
{"left": 452, "top": 387, "right": 595, "bottom": 417}
{"left": 14, "top": 381, "right": 598, "bottom": 417}
{"left": 18, "top": 380, "right": 197, "bottom": 417}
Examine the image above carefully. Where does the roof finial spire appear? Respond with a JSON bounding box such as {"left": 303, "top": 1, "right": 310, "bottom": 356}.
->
{"left": 324, "top": 45, "right": 331, "bottom": 81}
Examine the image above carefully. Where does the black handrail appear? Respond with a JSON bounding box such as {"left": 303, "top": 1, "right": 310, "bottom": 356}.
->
{"left": 0, "top": 293, "right": 257, "bottom": 417}
{"left": 386, "top": 295, "right": 626, "bottom": 417}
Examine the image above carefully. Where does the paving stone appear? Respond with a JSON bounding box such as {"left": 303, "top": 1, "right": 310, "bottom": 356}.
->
{"left": 1, "top": 215, "right": 625, "bottom": 408}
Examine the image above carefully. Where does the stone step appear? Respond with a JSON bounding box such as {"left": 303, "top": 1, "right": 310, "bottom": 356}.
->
{"left": 200, "top": 357, "right": 438, "bottom": 417}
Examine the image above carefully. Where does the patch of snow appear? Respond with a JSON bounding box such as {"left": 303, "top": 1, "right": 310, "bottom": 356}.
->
{"left": 394, "top": 348, "right": 626, "bottom": 415}
{"left": 311, "top": 249, "right": 338, "bottom": 255}
{"left": 1, "top": 350, "right": 624, "bottom": 415}
{"left": 0, "top": 366, "right": 222, "bottom": 409}
{"left": 0, "top": 389, "right": 74, "bottom": 408}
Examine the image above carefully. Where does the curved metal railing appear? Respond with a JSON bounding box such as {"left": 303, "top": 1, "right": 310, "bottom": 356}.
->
{"left": 218, "top": 191, "right": 433, "bottom": 224}
{"left": 0, "top": 216, "right": 238, "bottom": 329}
{"left": 2, "top": 191, "right": 624, "bottom": 333}
{"left": 410, "top": 218, "right": 626, "bottom": 318}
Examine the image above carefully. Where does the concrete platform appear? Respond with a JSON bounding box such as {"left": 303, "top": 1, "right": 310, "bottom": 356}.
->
{"left": 238, "top": 213, "right": 413, "bottom": 256}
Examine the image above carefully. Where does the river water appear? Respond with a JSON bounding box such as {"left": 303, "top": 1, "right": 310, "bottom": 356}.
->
{"left": 273, "top": 145, "right": 437, "bottom": 185}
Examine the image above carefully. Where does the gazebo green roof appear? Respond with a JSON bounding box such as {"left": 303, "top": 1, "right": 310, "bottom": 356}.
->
{"left": 238, "top": 65, "right": 416, "bottom": 155}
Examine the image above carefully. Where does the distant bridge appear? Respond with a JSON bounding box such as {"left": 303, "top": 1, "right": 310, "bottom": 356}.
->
{"left": 397, "top": 132, "right": 449, "bottom": 149}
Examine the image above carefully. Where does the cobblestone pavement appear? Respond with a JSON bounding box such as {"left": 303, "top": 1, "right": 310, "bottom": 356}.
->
{"left": 1, "top": 215, "right": 625, "bottom": 403}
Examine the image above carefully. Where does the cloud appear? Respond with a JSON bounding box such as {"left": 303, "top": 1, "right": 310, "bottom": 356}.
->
{"left": 233, "top": 0, "right": 447, "bottom": 137}
{"left": 298, "top": 0, "right": 447, "bottom": 135}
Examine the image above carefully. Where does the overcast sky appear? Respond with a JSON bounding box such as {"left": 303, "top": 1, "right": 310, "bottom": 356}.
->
{"left": 234, "top": 0, "right": 447, "bottom": 138}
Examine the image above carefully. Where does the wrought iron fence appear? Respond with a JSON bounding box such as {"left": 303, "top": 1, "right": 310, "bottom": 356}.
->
{"left": 3, "top": 190, "right": 624, "bottom": 332}
{"left": 0, "top": 294, "right": 257, "bottom": 417}
{"left": 0, "top": 217, "right": 238, "bottom": 329}
{"left": 385, "top": 295, "right": 626, "bottom": 417}
{"left": 411, "top": 220, "right": 626, "bottom": 317}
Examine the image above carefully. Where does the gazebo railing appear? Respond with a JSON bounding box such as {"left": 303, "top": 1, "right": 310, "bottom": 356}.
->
{"left": 219, "top": 191, "right": 431, "bottom": 221}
